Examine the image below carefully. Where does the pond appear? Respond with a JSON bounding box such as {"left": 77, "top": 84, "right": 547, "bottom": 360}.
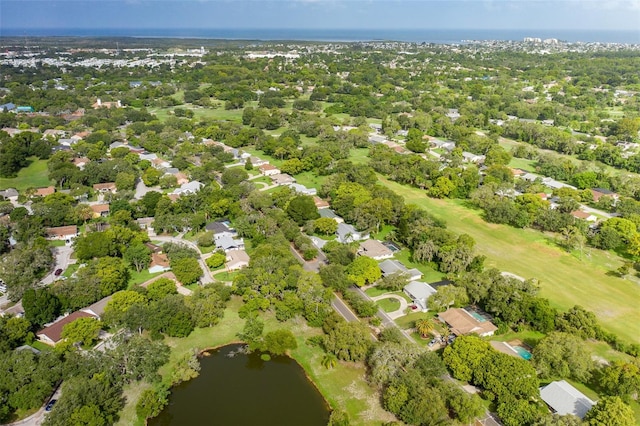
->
{"left": 150, "top": 344, "right": 331, "bottom": 426}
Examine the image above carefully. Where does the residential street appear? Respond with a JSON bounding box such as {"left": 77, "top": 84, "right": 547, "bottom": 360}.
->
{"left": 151, "top": 234, "right": 214, "bottom": 284}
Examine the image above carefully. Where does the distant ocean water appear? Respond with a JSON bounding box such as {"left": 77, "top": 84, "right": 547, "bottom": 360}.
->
{"left": 2, "top": 28, "right": 639, "bottom": 44}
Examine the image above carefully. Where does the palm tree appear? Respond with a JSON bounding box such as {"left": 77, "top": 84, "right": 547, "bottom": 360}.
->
{"left": 414, "top": 318, "right": 434, "bottom": 338}
{"left": 321, "top": 353, "right": 338, "bottom": 370}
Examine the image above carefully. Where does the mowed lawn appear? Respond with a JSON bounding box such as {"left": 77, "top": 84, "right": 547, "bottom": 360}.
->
{"left": 378, "top": 177, "right": 640, "bottom": 344}
{"left": 0, "top": 158, "right": 52, "bottom": 190}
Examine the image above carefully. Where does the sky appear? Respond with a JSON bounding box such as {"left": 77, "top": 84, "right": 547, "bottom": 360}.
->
{"left": 1, "top": 0, "right": 639, "bottom": 32}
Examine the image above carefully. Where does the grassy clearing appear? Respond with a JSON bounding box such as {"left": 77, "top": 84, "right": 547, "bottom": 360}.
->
{"left": 393, "top": 248, "right": 445, "bottom": 283}
{"left": 62, "top": 263, "right": 80, "bottom": 278}
{"left": 377, "top": 177, "right": 640, "bottom": 344}
{"left": 0, "top": 158, "right": 52, "bottom": 191}
{"left": 376, "top": 298, "right": 400, "bottom": 313}
{"left": 294, "top": 171, "right": 327, "bottom": 191}
{"left": 508, "top": 157, "right": 537, "bottom": 172}
{"left": 128, "top": 270, "right": 164, "bottom": 287}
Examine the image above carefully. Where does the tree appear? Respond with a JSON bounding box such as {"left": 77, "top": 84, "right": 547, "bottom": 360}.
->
{"left": 323, "top": 321, "right": 372, "bottom": 362}
{"left": 124, "top": 243, "right": 151, "bottom": 273}
{"left": 61, "top": 317, "right": 102, "bottom": 348}
{"left": 443, "top": 335, "right": 493, "bottom": 382}
{"left": 321, "top": 353, "right": 338, "bottom": 370}
{"left": 427, "top": 285, "right": 469, "bottom": 312}
{"left": 244, "top": 157, "right": 253, "bottom": 171}
{"left": 261, "top": 329, "right": 298, "bottom": 355}
{"left": 170, "top": 257, "right": 202, "bottom": 285}
{"left": 377, "top": 271, "right": 409, "bottom": 292}
{"left": 414, "top": 318, "right": 435, "bottom": 338}
{"left": 115, "top": 172, "right": 136, "bottom": 191}
{"left": 187, "top": 284, "right": 229, "bottom": 328}
{"left": 286, "top": 195, "right": 319, "bottom": 226}
{"left": 314, "top": 217, "right": 338, "bottom": 235}
{"left": 584, "top": 396, "right": 635, "bottom": 426}
{"left": 146, "top": 278, "right": 178, "bottom": 301}
{"left": 345, "top": 256, "right": 381, "bottom": 287}
{"left": 22, "top": 288, "right": 61, "bottom": 327}
{"left": 103, "top": 290, "right": 147, "bottom": 326}
{"left": 136, "top": 387, "right": 169, "bottom": 421}
{"left": 142, "top": 167, "right": 162, "bottom": 186}
{"left": 221, "top": 167, "right": 248, "bottom": 186}
{"left": 533, "top": 332, "right": 594, "bottom": 382}
{"left": 598, "top": 361, "right": 640, "bottom": 402}
{"left": 74, "top": 231, "right": 118, "bottom": 261}
{"left": 367, "top": 342, "right": 424, "bottom": 385}
{"left": 148, "top": 295, "right": 194, "bottom": 338}
{"left": 205, "top": 251, "right": 226, "bottom": 269}
{"left": 237, "top": 316, "right": 264, "bottom": 351}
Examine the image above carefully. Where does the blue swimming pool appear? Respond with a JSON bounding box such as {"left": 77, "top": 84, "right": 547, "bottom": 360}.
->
{"left": 468, "top": 311, "right": 487, "bottom": 322}
{"left": 513, "top": 345, "right": 532, "bottom": 360}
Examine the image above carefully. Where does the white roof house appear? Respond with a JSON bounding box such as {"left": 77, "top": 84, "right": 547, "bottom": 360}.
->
{"left": 378, "top": 259, "right": 422, "bottom": 281}
{"left": 540, "top": 380, "right": 595, "bottom": 419}
{"left": 172, "top": 181, "right": 203, "bottom": 196}
{"left": 403, "top": 281, "right": 437, "bottom": 311}
{"left": 215, "top": 234, "right": 245, "bottom": 252}
{"left": 336, "top": 223, "right": 369, "bottom": 244}
{"left": 288, "top": 183, "right": 317, "bottom": 196}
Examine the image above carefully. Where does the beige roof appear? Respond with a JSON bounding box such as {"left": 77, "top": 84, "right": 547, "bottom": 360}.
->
{"left": 439, "top": 308, "right": 497, "bottom": 336}
{"left": 259, "top": 164, "right": 278, "bottom": 171}
{"left": 93, "top": 182, "right": 116, "bottom": 191}
{"left": 139, "top": 271, "right": 180, "bottom": 287}
{"left": 313, "top": 196, "right": 330, "bottom": 209}
{"left": 35, "top": 186, "right": 55, "bottom": 197}
{"left": 150, "top": 253, "right": 170, "bottom": 268}
{"left": 227, "top": 249, "right": 249, "bottom": 264}
{"left": 358, "top": 239, "right": 393, "bottom": 259}
{"left": 45, "top": 225, "right": 77, "bottom": 238}
{"left": 90, "top": 204, "right": 110, "bottom": 214}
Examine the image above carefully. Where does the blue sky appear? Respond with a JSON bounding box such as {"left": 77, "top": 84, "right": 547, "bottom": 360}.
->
{"left": 1, "top": 0, "right": 639, "bottom": 31}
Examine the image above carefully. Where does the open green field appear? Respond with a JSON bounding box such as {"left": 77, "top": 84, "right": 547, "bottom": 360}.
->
{"left": 0, "top": 158, "right": 52, "bottom": 191}
{"left": 378, "top": 177, "right": 640, "bottom": 344}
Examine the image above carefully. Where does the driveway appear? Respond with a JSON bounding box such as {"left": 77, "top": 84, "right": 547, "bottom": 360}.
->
{"left": 370, "top": 294, "right": 409, "bottom": 319}
{"left": 41, "top": 246, "right": 74, "bottom": 286}
{"left": 134, "top": 179, "right": 161, "bottom": 200}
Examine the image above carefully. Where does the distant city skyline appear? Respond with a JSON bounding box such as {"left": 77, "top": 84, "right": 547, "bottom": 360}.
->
{"left": 1, "top": 0, "right": 639, "bottom": 33}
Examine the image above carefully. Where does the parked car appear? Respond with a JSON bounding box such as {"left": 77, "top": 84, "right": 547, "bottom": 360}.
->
{"left": 54, "top": 269, "right": 63, "bottom": 276}
{"left": 45, "top": 399, "right": 57, "bottom": 412}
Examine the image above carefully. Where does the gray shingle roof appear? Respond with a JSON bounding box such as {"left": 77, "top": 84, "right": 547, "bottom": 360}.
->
{"left": 540, "top": 380, "right": 595, "bottom": 419}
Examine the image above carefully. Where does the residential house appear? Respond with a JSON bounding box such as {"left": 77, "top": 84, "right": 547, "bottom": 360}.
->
{"left": 226, "top": 249, "right": 250, "bottom": 271}
{"left": 148, "top": 253, "right": 171, "bottom": 274}
{"left": 136, "top": 217, "right": 155, "bottom": 231}
{"left": 57, "top": 138, "right": 74, "bottom": 147}
{"left": 247, "top": 156, "right": 267, "bottom": 166}
{"left": 90, "top": 204, "right": 110, "bottom": 218}
{"left": 378, "top": 259, "right": 422, "bottom": 281}
{"left": 152, "top": 157, "right": 171, "bottom": 170}
{"left": 403, "top": 281, "right": 437, "bottom": 311}
{"left": 571, "top": 210, "right": 597, "bottom": 222}
{"left": 92, "top": 99, "right": 122, "bottom": 109}
{"left": 37, "top": 311, "right": 98, "bottom": 346}
{"left": 139, "top": 152, "right": 158, "bottom": 162}
{"left": 215, "top": 234, "right": 245, "bottom": 252}
{"left": 45, "top": 225, "right": 78, "bottom": 243}
{"left": 543, "top": 177, "right": 576, "bottom": 191}
{"left": 173, "top": 172, "right": 190, "bottom": 186}
{"left": 358, "top": 239, "right": 393, "bottom": 260}
{"left": 81, "top": 295, "right": 113, "bottom": 320}
{"left": 368, "top": 134, "right": 388, "bottom": 144}
{"left": 590, "top": 188, "right": 619, "bottom": 203}
{"left": 0, "top": 188, "right": 19, "bottom": 201}
{"left": 144, "top": 242, "right": 163, "bottom": 253}
{"left": 430, "top": 139, "right": 456, "bottom": 151}
{"left": 93, "top": 182, "right": 117, "bottom": 193}
{"left": 438, "top": 308, "right": 498, "bottom": 337}
{"left": 539, "top": 380, "right": 595, "bottom": 419}
{"left": 172, "top": 181, "right": 203, "bottom": 196}
{"left": 72, "top": 157, "right": 90, "bottom": 170}
{"left": 34, "top": 186, "right": 55, "bottom": 197}
{"left": 205, "top": 221, "right": 234, "bottom": 237}
{"left": 336, "top": 223, "right": 369, "bottom": 244}
{"left": 462, "top": 152, "right": 486, "bottom": 164}
{"left": 259, "top": 164, "right": 281, "bottom": 176}
{"left": 0, "top": 102, "right": 16, "bottom": 111}
{"left": 313, "top": 196, "right": 330, "bottom": 209}
{"left": 43, "top": 129, "right": 67, "bottom": 138}
{"left": 271, "top": 173, "right": 296, "bottom": 186}
{"left": 288, "top": 183, "right": 317, "bottom": 196}
{"left": 319, "top": 209, "right": 344, "bottom": 223}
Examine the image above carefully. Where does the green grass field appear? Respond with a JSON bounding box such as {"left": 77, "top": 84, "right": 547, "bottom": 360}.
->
{"left": 376, "top": 298, "right": 400, "bottom": 313}
{"left": 377, "top": 177, "right": 640, "bottom": 344}
{"left": 0, "top": 158, "right": 52, "bottom": 191}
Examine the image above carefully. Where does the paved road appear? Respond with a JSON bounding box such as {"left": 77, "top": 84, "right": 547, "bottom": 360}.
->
{"left": 41, "top": 246, "right": 74, "bottom": 286}
{"left": 353, "top": 286, "right": 414, "bottom": 343}
{"left": 151, "top": 235, "right": 214, "bottom": 284}
{"left": 331, "top": 296, "right": 359, "bottom": 322}
{"left": 370, "top": 294, "right": 409, "bottom": 319}
{"left": 134, "top": 179, "right": 160, "bottom": 200}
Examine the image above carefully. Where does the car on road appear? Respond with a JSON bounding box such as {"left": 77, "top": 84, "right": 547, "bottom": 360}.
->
{"left": 45, "top": 399, "right": 57, "bottom": 412}
{"left": 54, "top": 269, "right": 63, "bottom": 276}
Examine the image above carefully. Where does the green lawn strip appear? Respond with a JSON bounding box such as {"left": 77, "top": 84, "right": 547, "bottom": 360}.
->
{"left": 393, "top": 248, "right": 445, "bottom": 283}
{"left": 128, "top": 270, "right": 164, "bottom": 287}
{"left": 371, "top": 224, "right": 394, "bottom": 241}
{"left": 376, "top": 298, "right": 400, "bottom": 313}
{"left": 62, "top": 263, "right": 80, "bottom": 278}
{"left": 349, "top": 148, "right": 371, "bottom": 165}
{"left": 48, "top": 240, "right": 66, "bottom": 248}
{"left": 294, "top": 171, "right": 327, "bottom": 191}
{"left": 488, "top": 329, "right": 546, "bottom": 348}
{"left": 0, "top": 158, "right": 52, "bottom": 191}
{"left": 377, "top": 177, "right": 640, "bottom": 344}
{"left": 212, "top": 271, "right": 240, "bottom": 282}
{"left": 508, "top": 157, "right": 537, "bottom": 172}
